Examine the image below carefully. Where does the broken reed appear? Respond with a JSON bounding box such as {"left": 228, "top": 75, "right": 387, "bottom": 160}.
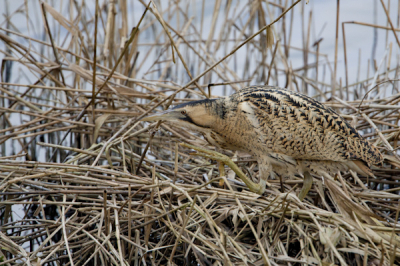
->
{"left": 0, "top": 1, "right": 399, "bottom": 265}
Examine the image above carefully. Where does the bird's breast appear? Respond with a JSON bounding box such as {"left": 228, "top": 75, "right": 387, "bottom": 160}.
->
{"left": 210, "top": 111, "right": 265, "bottom": 154}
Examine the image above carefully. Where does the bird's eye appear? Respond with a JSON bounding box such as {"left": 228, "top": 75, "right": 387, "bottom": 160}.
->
{"left": 181, "top": 110, "right": 186, "bottom": 115}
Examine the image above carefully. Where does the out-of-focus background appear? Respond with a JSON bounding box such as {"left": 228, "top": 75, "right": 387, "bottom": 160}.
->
{"left": 0, "top": 1, "right": 399, "bottom": 265}
{"left": 1, "top": 0, "right": 399, "bottom": 159}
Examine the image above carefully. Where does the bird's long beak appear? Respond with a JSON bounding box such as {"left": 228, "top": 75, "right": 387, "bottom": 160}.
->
{"left": 140, "top": 109, "right": 182, "bottom": 122}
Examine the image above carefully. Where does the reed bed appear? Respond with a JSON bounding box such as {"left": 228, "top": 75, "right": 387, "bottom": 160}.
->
{"left": 0, "top": 0, "right": 399, "bottom": 265}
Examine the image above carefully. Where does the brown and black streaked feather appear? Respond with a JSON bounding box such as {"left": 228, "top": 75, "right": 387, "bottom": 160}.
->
{"left": 227, "top": 86, "right": 382, "bottom": 166}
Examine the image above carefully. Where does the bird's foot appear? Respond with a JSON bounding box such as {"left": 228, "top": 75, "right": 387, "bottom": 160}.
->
{"left": 180, "top": 142, "right": 268, "bottom": 194}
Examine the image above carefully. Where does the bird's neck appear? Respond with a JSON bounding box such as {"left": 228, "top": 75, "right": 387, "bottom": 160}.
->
{"left": 191, "top": 98, "right": 226, "bottom": 130}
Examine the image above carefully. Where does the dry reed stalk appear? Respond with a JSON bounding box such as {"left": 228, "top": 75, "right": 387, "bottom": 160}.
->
{"left": 0, "top": 1, "right": 399, "bottom": 265}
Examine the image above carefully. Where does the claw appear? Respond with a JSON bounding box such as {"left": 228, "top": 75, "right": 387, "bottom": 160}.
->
{"left": 298, "top": 171, "right": 313, "bottom": 201}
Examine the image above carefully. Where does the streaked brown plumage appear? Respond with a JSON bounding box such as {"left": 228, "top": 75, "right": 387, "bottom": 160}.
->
{"left": 142, "top": 85, "right": 383, "bottom": 194}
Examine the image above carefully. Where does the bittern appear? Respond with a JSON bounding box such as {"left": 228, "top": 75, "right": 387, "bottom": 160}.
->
{"left": 142, "top": 85, "right": 383, "bottom": 195}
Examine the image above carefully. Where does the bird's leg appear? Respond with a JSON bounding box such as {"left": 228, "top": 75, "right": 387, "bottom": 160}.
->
{"left": 298, "top": 170, "right": 313, "bottom": 201}
{"left": 180, "top": 143, "right": 269, "bottom": 194}
{"left": 218, "top": 162, "right": 225, "bottom": 187}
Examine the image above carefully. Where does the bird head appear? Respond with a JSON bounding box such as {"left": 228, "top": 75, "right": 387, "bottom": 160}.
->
{"left": 141, "top": 98, "right": 222, "bottom": 133}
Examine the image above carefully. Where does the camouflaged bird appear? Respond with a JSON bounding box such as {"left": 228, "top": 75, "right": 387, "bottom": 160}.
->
{"left": 142, "top": 85, "right": 383, "bottom": 193}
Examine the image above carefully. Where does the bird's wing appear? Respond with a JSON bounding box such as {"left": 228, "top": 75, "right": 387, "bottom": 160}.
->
{"left": 236, "top": 86, "right": 382, "bottom": 165}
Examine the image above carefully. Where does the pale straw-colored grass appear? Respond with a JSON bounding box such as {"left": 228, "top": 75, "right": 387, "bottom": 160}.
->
{"left": 0, "top": 1, "right": 399, "bottom": 265}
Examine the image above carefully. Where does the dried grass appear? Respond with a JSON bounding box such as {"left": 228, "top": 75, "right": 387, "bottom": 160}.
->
{"left": 0, "top": 1, "right": 399, "bottom": 265}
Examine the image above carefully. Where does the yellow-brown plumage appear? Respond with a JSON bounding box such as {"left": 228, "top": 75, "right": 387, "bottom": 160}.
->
{"left": 142, "top": 85, "right": 383, "bottom": 192}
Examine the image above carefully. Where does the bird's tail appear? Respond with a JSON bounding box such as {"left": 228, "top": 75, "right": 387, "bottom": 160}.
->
{"left": 344, "top": 160, "right": 374, "bottom": 177}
